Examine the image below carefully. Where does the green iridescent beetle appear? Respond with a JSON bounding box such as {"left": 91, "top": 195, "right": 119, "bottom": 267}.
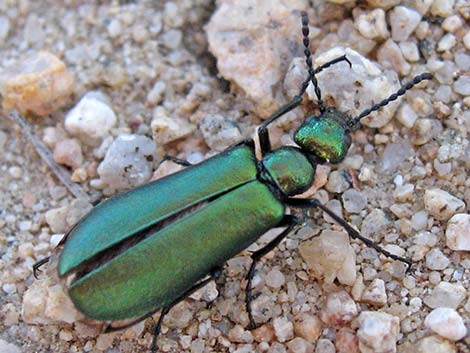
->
{"left": 34, "top": 12, "right": 432, "bottom": 353}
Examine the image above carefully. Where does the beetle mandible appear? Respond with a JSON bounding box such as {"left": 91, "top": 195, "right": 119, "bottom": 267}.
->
{"left": 33, "top": 11, "right": 432, "bottom": 353}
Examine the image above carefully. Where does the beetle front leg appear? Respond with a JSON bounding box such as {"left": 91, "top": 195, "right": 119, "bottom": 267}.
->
{"left": 286, "top": 198, "right": 412, "bottom": 271}
{"left": 245, "top": 215, "right": 298, "bottom": 329}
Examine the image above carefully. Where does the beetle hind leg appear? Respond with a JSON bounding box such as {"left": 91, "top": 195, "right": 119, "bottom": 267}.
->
{"left": 245, "top": 215, "right": 298, "bottom": 329}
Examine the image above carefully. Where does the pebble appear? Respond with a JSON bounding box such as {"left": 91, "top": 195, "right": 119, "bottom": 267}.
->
{"left": 0, "top": 339, "right": 22, "bottom": 353}
{"left": 425, "top": 248, "right": 450, "bottom": 270}
{"left": 379, "top": 140, "right": 413, "bottom": 172}
{"left": 336, "top": 328, "right": 360, "bottom": 353}
{"left": 411, "top": 210, "right": 428, "bottom": 231}
{"left": 0, "top": 51, "right": 74, "bottom": 116}
{"left": 287, "top": 337, "right": 312, "bottom": 353}
{"left": 320, "top": 290, "right": 358, "bottom": 325}
{"left": 463, "top": 31, "right": 470, "bottom": 50}
{"left": 423, "top": 281, "right": 466, "bottom": 309}
{"left": 146, "top": 81, "right": 166, "bottom": 106}
{"left": 308, "top": 47, "right": 400, "bottom": 128}
{"left": 45, "top": 206, "right": 69, "bottom": 233}
{"left": 396, "top": 103, "right": 418, "bottom": 128}
{"left": 424, "top": 188, "right": 466, "bottom": 221}
{"left": 446, "top": 214, "right": 470, "bottom": 250}
{"left": 399, "top": 41, "right": 420, "bottom": 62}
{"left": 8, "top": 166, "right": 22, "bottom": 179}
{"left": 151, "top": 106, "right": 195, "bottom": 145}
{"left": 441, "top": 15, "right": 463, "bottom": 32}
{"left": 325, "top": 171, "right": 350, "bottom": 194}
{"left": 415, "top": 335, "right": 456, "bottom": 353}
{"left": 0, "top": 15, "right": 10, "bottom": 44}
{"left": 315, "top": 339, "right": 335, "bottom": 353}
{"left": 357, "top": 311, "right": 399, "bottom": 353}
{"left": 353, "top": 9, "right": 389, "bottom": 40}
{"left": 273, "top": 317, "right": 294, "bottom": 343}
{"left": 266, "top": 268, "right": 285, "bottom": 289}
{"left": 53, "top": 139, "right": 83, "bottom": 169}
{"left": 293, "top": 313, "right": 322, "bottom": 344}
{"left": 342, "top": 189, "right": 367, "bottom": 213}
{"left": 437, "top": 33, "right": 456, "bottom": 52}
{"left": 299, "top": 230, "right": 356, "bottom": 286}
{"left": 393, "top": 183, "right": 414, "bottom": 202}
{"left": 65, "top": 91, "right": 117, "bottom": 146}
{"left": 424, "top": 308, "right": 467, "bottom": 341}
{"left": 160, "top": 29, "right": 183, "bottom": 49}
{"left": 365, "top": 0, "right": 400, "bottom": 9}
{"left": 389, "top": 6, "right": 421, "bottom": 42}
{"left": 377, "top": 38, "right": 411, "bottom": 76}
{"left": 206, "top": 0, "right": 306, "bottom": 116}
{"left": 97, "top": 134, "right": 158, "bottom": 191}
{"left": 199, "top": 113, "right": 242, "bottom": 151}
{"left": 361, "top": 278, "right": 387, "bottom": 306}
{"left": 431, "top": 0, "right": 456, "bottom": 17}
{"left": 252, "top": 324, "right": 275, "bottom": 343}
{"left": 454, "top": 76, "right": 470, "bottom": 96}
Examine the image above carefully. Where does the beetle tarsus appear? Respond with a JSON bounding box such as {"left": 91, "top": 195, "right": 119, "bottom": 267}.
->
{"left": 245, "top": 215, "right": 298, "bottom": 329}
{"left": 33, "top": 257, "right": 50, "bottom": 279}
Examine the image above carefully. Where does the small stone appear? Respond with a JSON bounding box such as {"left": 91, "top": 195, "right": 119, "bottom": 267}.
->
{"left": 424, "top": 189, "right": 465, "bottom": 221}
{"left": 288, "top": 337, "right": 312, "bottom": 353}
{"left": 146, "top": 81, "right": 166, "bottom": 106}
{"left": 342, "top": 189, "right": 367, "bottom": 214}
{"left": 163, "top": 2, "right": 184, "bottom": 28}
{"left": 446, "top": 214, "right": 470, "bottom": 250}
{"left": 8, "top": 166, "right": 22, "bottom": 179}
{"left": 437, "top": 33, "right": 456, "bottom": 52}
{"left": 399, "top": 42, "right": 420, "bottom": 62}
{"left": 0, "top": 339, "right": 22, "bottom": 353}
{"left": 320, "top": 290, "right": 358, "bottom": 325}
{"left": 95, "top": 334, "right": 115, "bottom": 351}
{"left": 431, "top": 0, "right": 456, "bottom": 17}
{"left": 107, "top": 19, "right": 122, "bottom": 38}
{"left": 206, "top": 1, "right": 306, "bottom": 116}
{"left": 299, "top": 230, "right": 356, "bottom": 286}
{"left": 389, "top": 6, "right": 422, "bottom": 42}
{"left": 1, "top": 51, "right": 74, "bottom": 116}
{"left": 441, "top": 15, "right": 463, "bottom": 32}
{"left": 309, "top": 47, "right": 400, "bottom": 128}
{"left": 65, "top": 91, "right": 117, "bottom": 146}
{"left": 0, "top": 15, "right": 10, "bottom": 44}
{"left": 293, "top": 313, "right": 322, "bottom": 344}
{"left": 454, "top": 76, "right": 470, "bottom": 96}
{"left": 266, "top": 268, "right": 285, "bottom": 289}
{"left": 325, "top": 170, "right": 350, "bottom": 194}
{"left": 377, "top": 39, "right": 411, "bottom": 76}
{"left": 463, "top": 31, "right": 470, "bottom": 50}
{"left": 151, "top": 107, "right": 195, "bottom": 145}
{"left": 424, "top": 281, "right": 466, "bottom": 309}
{"left": 316, "top": 339, "right": 335, "bottom": 353}
{"left": 336, "top": 328, "right": 360, "bottom": 353}
{"left": 416, "top": 335, "right": 457, "bottom": 353}
{"left": 396, "top": 103, "right": 418, "bottom": 128}
{"left": 365, "top": 0, "right": 400, "bottom": 9}
{"left": 200, "top": 113, "right": 242, "bottom": 152}
{"left": 273, "top": 317, "right": 294, "bottom": 343}
{"left": 97, "top": 134, "right": 158, "bottom": 191}
{"left": 53, "top": 139, "right": 83, "bottom": 169}
{"left": 160, "top": 29, "right": 183, "bottom": 49}
{"left": 361, "top": 278, "right": 387, "bottom": 306}
{"left": 252, "top": 324, "right": 275, "bottom": 343}
{"left": 425, "top": 248, "right": 450, "bottom": 271}
{"left": 424, "top": 308, "right": 467, "bottom": 341}
{"left": 411, "top": 210, "right": 428, "bottom": 231}
{"left": 379, "top": 139, "right": 413, "bottom": 172}
{"left": 357, "top": 311, "right": 399, "bottom": 353}
{"left": 45, "top": 206, "right": 68, "bottom": 233}
{"left": 354, "top": 9, "right": 389, "bottom": 40}
{"left": 393, "top": 183, "right": 414, "bottom": 202}
{"left": 413, "top": 0, "right": 434, "bottom": 14}
{"left": 411, "top": 119, "right": 443, "bottom": 146}
{"left": 228, "top": 325, "right": 253, "bottom": 343}
{"left": 455, "top": 53, "right": 470, "bottom": 71}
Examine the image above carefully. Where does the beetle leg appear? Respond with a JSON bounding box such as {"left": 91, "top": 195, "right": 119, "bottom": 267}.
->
{"left": 159, "top": 155, "right": 193, "bottom": 167}
{"left": 245, "top": 214, "right": 298, "bottom": 329}
{"left": 286, "top": 198, "right": 413, "bottom": 271}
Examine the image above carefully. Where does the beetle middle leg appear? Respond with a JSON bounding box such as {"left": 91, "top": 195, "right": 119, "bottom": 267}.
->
{"left": 245, "top": 214, "right": 298, "bottom": 329}
{"left": 286, "top": 198, "right": 412, "bottom": 270}
{"left": 158, "top": 155, "right": 193, "bottom": 167}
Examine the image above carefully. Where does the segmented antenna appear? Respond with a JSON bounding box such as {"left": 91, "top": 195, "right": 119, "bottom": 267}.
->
{"left": 348, "top": 73, "right": 433, "bottom": 131}
{"left": 301, "top": 11, "right": 325, "bottom": 114}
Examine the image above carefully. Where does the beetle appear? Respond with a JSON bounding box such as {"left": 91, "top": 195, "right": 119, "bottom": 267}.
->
{"left": 33, "top": 11, "right": 432, "bottom": 353}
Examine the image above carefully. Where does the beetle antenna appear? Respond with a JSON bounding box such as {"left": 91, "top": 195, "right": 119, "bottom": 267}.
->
{"left": 347, "top": 72, "right": 433, "bottom": 131}
{"left": 301, "top": 11, "right": 325, "bottom": 114}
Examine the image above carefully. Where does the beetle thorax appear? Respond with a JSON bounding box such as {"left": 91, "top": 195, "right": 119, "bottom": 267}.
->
{"left": 261, "top": 146, "right": 315, "bottom": 197}
{"left": 294, "top": 108, "right": 352, "bottom": 164}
